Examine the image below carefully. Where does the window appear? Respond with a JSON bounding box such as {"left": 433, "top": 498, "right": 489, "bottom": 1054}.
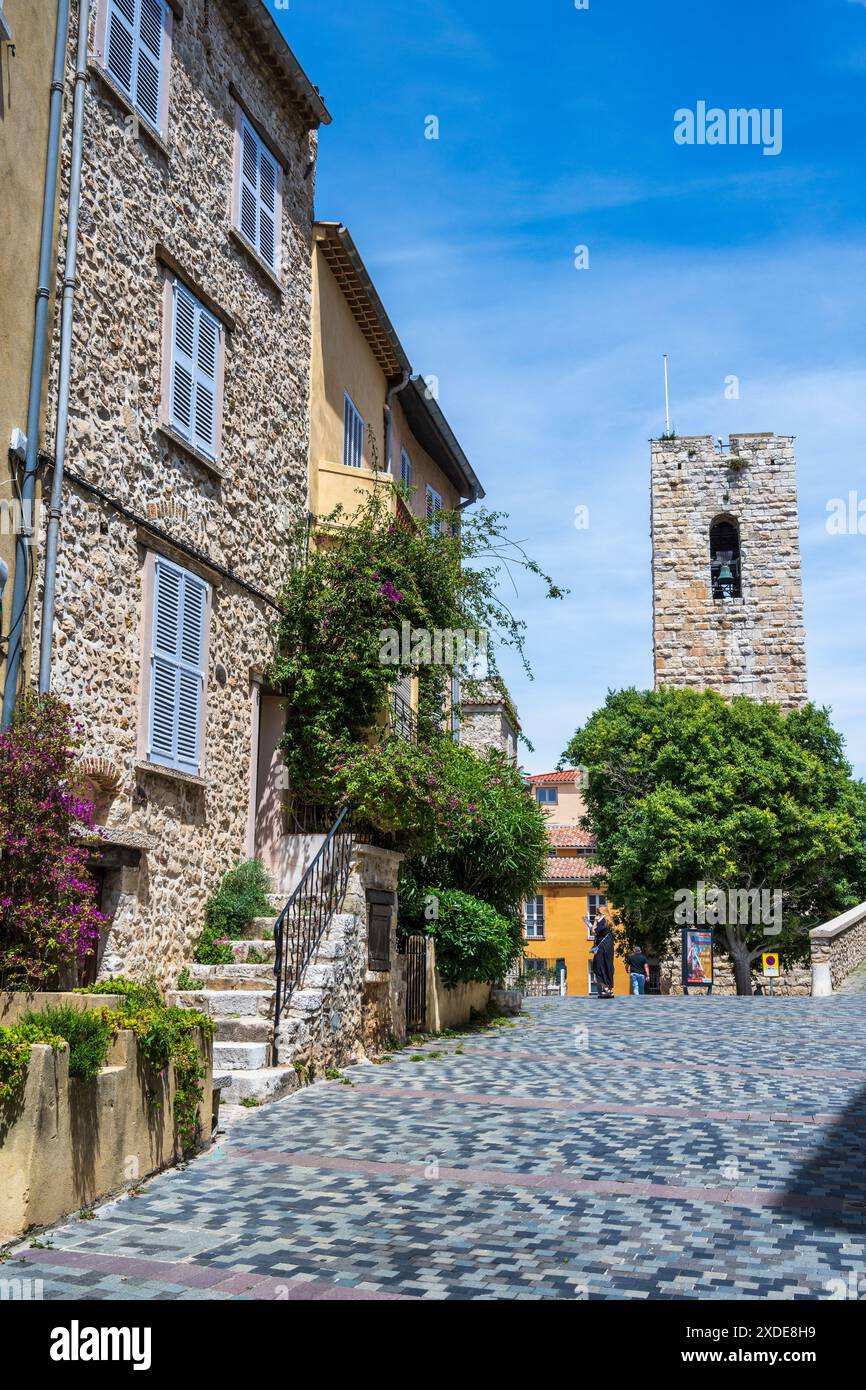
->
{"left": 167, "top": 279, "right": 222, "bottom": 461}
{"left": 587, "top": 964, "right": 599, "bottom": 997}
{"left": 524, "top": 895, "right": 545, "bottom": 939}
{"left": 536, "top": 786, "right": 558, "bottom": 805}
{"left": 426, "top": 484, "right": 443, "bottom": 537}
{"left": 235, "top": 114, "right": 281, "bottom": 274}
{"left": 585, "top": 893, "right": 608, "bottom": 939}
{"left": 343, "top": 393, "right": 364, "bottom": 469}
{"left": 0, "top": 6, "right": 13, "bottom": 42}
{"left": 102, "top": 0, "right": 169, "bottom": 134}
{"left": 710, "top": 516, "right": 742, "bottom": 600}
{"left": 400, "top": 448, "right": 412, "bottom": 487}
{"left": 148, "top": 557, "right": 208, "bottom": 774}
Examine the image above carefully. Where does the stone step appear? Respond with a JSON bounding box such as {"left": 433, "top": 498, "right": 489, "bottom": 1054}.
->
{"left": 215, "top": 1017, "right": 272, "bottom": 1044}
{"left": 187, "top": 963, "right": 273, "bottom": 989}
{"left": 219, "top": 1066, "right": 299, "bottom": 1106}
{"left": 217, "top": 939, "right": 276, "bottom": 963}
{"left": 213, "top": 1040, "right": 271, "bottom": 1070}
{"left": 168, "top": 989, "right": 275, "bottom": 1019}
{"left": 239, "top": 917, "right": 277, "bottom": 940}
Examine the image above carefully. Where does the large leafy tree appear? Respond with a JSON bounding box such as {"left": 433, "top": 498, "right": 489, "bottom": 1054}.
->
{"left": 562, "top": 688, "right": 866, "bottom": 994}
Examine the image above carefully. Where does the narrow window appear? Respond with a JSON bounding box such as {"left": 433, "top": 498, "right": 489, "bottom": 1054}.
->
{"left": 236, "top": 115, "right": 282, "bottom": 274}
{"left": 524, "top": 895, "right": 545, "bottom": 940}
{"left": 710, "top": 517, "right": 742, "bottom": 599}
{"left": 104, "top": 0, "right": 168, "bottom": 134}
{"left": 426, "top": 483, "right": 443, "bottom": 537}
{"left": 148, "top": 557, "right": 208, "bottom": 774}
{"left": 343, "top": 393, "right": 364, "bottom": 468}
{"left": 400, "top": 448, "right": 412, "bottom": 487}
{"left": 168, "top": 280, "right": 222, "bottom": 460}
{"left": 586, "top": 893, "right": 608, "bottom": 938}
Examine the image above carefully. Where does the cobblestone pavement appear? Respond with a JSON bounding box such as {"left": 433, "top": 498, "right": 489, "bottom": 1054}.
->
{"left": 9, "top": 996, "right": 866, "bottom": 1300}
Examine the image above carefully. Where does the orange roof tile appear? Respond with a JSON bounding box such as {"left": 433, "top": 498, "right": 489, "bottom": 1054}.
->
{"left": 546, "top": 826, "right": 595, "bottom": 849}
{"left": 526, "top": 770, "right": 581, "bottom": 785}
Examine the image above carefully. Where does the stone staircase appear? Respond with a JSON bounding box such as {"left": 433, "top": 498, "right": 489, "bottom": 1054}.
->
{"left": 168, "top": 906, "right": 361, "bottom": 1105}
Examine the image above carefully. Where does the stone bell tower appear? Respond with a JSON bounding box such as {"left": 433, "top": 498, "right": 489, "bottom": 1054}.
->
{"left": 651, "top": 433, "right": 808, "bottom": 709}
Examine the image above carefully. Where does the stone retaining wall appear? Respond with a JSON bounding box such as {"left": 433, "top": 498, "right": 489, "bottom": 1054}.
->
{"left": 0, "top": 997, "right": 213, "bottom": 1243}
{"left": 810, "top": 903, "right": 866, "bottom": 995}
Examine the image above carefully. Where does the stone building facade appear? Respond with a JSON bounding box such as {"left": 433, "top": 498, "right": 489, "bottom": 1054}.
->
{"left": 459, "top": 678, "right": 520, "bottom": 765}
{"left": 32, "top": 0, "right": 330, "bottom": 985}
{"left": 651, "top": 433, "right": 808, "bottom": 707}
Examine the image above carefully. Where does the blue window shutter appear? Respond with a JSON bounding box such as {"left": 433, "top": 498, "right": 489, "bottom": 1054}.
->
{"left": 258, "top": 145, "right": 278, "bottom": 270}
{"left": 343, "top": 393, "right": 364, "bottom": 468}
{"left": 239, "top": 119, "right": 259, "bottom": 247}
{"left": 136, "top": 0, "right": 164, "bottom": 130}
{"left": 170, "top": 281, "right": 221, "bottom": 460}
{"left": 105, "top": 0, "right": 166, "bottom": 132}
{"left": 105, "top": 0, "right": 136, "bottom": 99}
{"left": 192, "top": 308, "right": 219, "bottom": 458}
{"left": 238, "top": 117, "right": 280, "bottom": 271}
{"left": 149, "top": 559, "right": 208, "bottom": 773}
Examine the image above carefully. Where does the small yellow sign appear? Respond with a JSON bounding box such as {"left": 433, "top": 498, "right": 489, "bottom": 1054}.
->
{"left": 762, "top": 952, "right": 780, "bottom": 978}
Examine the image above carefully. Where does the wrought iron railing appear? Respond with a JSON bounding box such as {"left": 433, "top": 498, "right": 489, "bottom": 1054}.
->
{"left": 390, "top": 689, "right": 418, "bottom": 742}
{"left": 272, "top": 806, "right": 354, "bottom": 1046}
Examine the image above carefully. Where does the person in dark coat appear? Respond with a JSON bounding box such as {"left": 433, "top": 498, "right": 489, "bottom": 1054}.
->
{"left": 592, "top": 914, "right": 615, "bottom": 998}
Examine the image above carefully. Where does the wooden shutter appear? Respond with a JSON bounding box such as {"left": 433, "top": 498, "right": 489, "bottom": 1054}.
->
{"left": 426, "top": 485, "right": 443, "bottom": 536}
{"left": 238, "top": 117, "right": 280, "bottom": 272}
{"left": 193, "top": 307, "right": 219, "bottom": 458}
{"left": 105, "top": 0, "right": 165, "bottom": 131}
{"left": 258, "top": 144, "right": 278, "bottom": 271}
{"left": 169, "top": 281, "right": 220, "bottom": 460}
{"left": 135, "top": 0, "right": 164, "bottom": 129}
{"left": 105, "top": 0, "right": 136, "bottom": 99}
{"left": 343, "top": 393, "right": 364, "bottom": 469}
{"left": 149, "top": 558, "right": 208, "bottom": 773}
{"left": 239, "top": 120, "right": 260, "bottom": 247}
{"left": 367, "top": 890, "right": 395, "bottom": 972}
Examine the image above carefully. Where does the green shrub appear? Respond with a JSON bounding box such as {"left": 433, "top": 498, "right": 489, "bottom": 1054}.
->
{"left": 195, "top": 859, "right": 273, "bottom": 964}
{"left": 418, "top": 888, "right": 524, "bottom": 987}
{"left": 1, "top": 982, "right": 212, "bottom": 1150}
{"left": 17, "top": 1005, "right": 112, "bottom": 1081}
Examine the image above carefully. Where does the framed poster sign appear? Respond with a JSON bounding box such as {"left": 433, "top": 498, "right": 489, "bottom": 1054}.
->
{"left": 682, "top": 928, "right": 713, "bottom": 992}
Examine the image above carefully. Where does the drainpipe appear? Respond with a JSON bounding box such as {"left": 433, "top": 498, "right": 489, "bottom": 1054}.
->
{"left": 384, "top": 371, "right": 410, "bottom": 475}
{"left": 39, "top": 0, "right": 91, "bottom": 695}
{"left": 1, "top": 0, "right": 71, "bottom": 727}
{"left": 0, "top": 557, "right": 9, "bottom": 627}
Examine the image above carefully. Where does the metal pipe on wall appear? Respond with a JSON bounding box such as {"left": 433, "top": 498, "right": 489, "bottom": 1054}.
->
{"left": 1, "top": 0, "right": 71, "bottom": 727}
{"left": 39, "top": 0, "right": 91, "bottom": 695}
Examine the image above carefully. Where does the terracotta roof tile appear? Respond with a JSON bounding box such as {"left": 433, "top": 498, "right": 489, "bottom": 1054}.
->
{"left": 546, "top": 826, "right": 595, "bottom": 848}
{"left": 526, "top": 770, "right": 581, "bottom": 785}
{"left": 540, "top": 856, "right": 606, "bottom": 882}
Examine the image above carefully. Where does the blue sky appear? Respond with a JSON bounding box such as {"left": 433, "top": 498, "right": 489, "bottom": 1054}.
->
{"left": 269, "top": 0, "right": 866, "bottom": 778}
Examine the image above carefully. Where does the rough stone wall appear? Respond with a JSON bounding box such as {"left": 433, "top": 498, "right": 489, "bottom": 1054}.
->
{"left": 272, "top": 845, "right": 406, "bottom": 1066}
{"left": 651, "top": 434, "right": 808, "bottom": 708}
{"left": 811, "top": 910, "right": 866, "bottom": 991}
{"left": 659, "top": 953, "right": 811, "bottom": 997}
{"left": 33, "top": 0, "right": 319, "bottom": 986}
{"left": 460, "top": 681, "right": 520, "bottom": 763}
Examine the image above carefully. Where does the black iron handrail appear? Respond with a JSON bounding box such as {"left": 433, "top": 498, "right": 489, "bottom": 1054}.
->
{"left": 390, "top": 688, "right": 418, "bottom": 742}
{"left": 272, "top": 805, "right": 354, "bottom": 1046}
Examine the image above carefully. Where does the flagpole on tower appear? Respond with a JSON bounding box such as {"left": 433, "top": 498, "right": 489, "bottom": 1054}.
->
{"left": 663, "top": 354, "right": 672, "bottom": 436}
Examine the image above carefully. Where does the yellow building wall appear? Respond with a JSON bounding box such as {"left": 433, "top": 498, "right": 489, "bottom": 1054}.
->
{"left": 0, "top": 2, "right": 62, "bottom": 702}
{"left": 524, "top": 882, "right": 631, "bottom": 997}
{"left": 535, "top": 780, "right": 587, "bottom": 826}
{"left": 308, "top": 245, "right": 461, "bottom": 525}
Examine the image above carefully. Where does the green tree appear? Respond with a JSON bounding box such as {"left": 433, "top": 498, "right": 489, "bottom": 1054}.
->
{"left": 562, "top": 688, "right": 866, "bottom": 994}
{"left": 270, "top": 487, "right": 564, "bottom": 805}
